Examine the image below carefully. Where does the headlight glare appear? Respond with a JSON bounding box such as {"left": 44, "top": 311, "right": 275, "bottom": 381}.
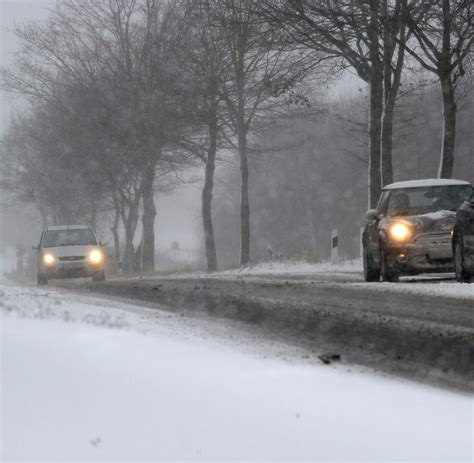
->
{"left": 88, "top": 249, "right": 103, "bottom": 264}
{"left": 389, "top": 222, "right": 412, "bottom": 242}
{"left": 43, "top": 253, "right": 56, "bottom": 265}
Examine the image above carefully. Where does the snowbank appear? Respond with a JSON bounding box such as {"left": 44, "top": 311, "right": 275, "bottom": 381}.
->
{"left": 350, "top": 279, "right": 474, "bottom": 300}
{"left": 219, "top": 258, "right": 363, "bottom": 275}
{"left": 1, "top": 286, "right": 472, "bottom": 461}
{"left": 207, "top": 259, "right": 474, "bottom": 300}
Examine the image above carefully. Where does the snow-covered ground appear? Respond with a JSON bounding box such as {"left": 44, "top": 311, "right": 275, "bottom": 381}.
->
{"left": 1, "top": 284, "right": 472, "bottom": 461}
{"left": 221, "top": 258, "right": 364, "bottom": 275}
{"left": 215, "top": 259, "right": 474, "bottom": 300}
{"left": 349, "top": 279, "right": 474, "bottom": 300}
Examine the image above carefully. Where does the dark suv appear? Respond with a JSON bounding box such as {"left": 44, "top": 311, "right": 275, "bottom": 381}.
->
{"left": 452, "top": 192, "right": 474, "bottom": 282}
{"left": 362, "top": 179, "right": 472, "bottom": 282}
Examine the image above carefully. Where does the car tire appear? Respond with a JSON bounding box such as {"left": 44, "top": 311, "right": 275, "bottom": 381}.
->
{"left": 454, "top": 239, "right": 472, "bottom": 283}
{"left": 37, "top": 274, "right": 48, "bottom": 285}
{"left": 380, "top": 250, "right": 399, "bottom": 283}
{"left": 363, "top": 246, "right": 380, "bottom": 282}
{"left": 92, "top": 270, "right": 106, "bottom": 282}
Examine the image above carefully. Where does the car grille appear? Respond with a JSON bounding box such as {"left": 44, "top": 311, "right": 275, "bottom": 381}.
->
{"left": 58, "top": 256, "right": 85, "bottom": 262}
{"left": 413, "top": 232, "right": 451, "bottom": 246}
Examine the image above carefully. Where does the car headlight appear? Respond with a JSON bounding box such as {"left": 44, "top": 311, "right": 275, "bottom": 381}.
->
{"left": 88, "top": 249, "right": 103, "bottom": 264}
{"left": 388, "top": 222, "right": 412, "bottom": 242}
{"left": 43, "top": 253, "right": 56, "bottom": 266}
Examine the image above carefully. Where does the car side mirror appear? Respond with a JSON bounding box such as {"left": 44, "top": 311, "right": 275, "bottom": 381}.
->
{"left": 365, "top": 209, "right": 380, "bottom": 221}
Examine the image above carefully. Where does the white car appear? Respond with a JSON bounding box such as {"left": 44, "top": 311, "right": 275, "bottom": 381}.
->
{"left": 34, "top": 225, "right": 106, "bottom": 285}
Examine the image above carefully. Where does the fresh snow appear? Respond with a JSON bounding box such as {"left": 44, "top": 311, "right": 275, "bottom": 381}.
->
{"left": 1, "top": 284, "right": 473, "bottom": 461}
{"left": 415, "top": 209, "right": 456, "bottom": 220}
{"left": 219, "top": 258, "right": 364, "bottom": 275}
{"left": 349, "top": 279, "right": 474, "bottom": 300}
{"left": 384, "top": 178, "right": 471, "bottom": 190}
{"left": 214, "top": 259, "right": 474, "bottom": 300}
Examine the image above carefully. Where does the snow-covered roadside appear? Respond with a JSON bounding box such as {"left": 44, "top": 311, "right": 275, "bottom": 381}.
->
{"left": 348, "top": 279, "right": 474, "bottom": 300}
{"left": 1, "top": 284, "right": 473, "bottom": 461}
{"left": 219, "top": 258, "right": 364, "bottom": 275}
{"left": 198, "top": 258, "right": 474, "bottom": 300}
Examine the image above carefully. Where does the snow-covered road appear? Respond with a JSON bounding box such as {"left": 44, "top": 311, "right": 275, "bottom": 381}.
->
{"left": 1, "top": 284, "right": 473, "bottom": 461}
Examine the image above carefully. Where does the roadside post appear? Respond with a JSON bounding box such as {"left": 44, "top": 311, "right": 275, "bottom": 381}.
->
{"left": 331, "top": 229, "right": 338, "bottom": 264}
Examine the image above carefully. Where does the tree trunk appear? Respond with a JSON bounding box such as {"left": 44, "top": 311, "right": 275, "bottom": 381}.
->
{"left": 111, "top": 195, "right": 121, "bottom": 263}
{"left": 368, "top": 0, "right": 383, "bottom": 208}
{"left": 122, "top": 228, "right": 135, "bottom": 273}
{"left": 238, "top": 117, "right": 250, "bottom": 266}
{"left": 381, "top": 3, "right": 406, "bottom": 187}
{"left": 381, "top": 4, "right": 394, "bottom": 188}
{"left": 141, "top": 166, "right": 156, "bottom": 273}
{"left": 381, "top": 103, "right": 394, "bottom": 187}
{"left": 121, "top": 203, "right": 139, "bottom": 273}
{"left": 438, "top": 75, "right": 456, "bottom": 178}
{"left": 236, "top": 45, "right": 250, "bottom": 266}
{"left": 202, "top": 113, "right": 218, "bottom": 271}
{"left": 368, "top": 69, "right": 383, "bottom": 208}
{"left": 438, "top": 0, "right": 455, "bottom": 178}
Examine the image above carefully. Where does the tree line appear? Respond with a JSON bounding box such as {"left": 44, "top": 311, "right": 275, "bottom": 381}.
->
{"left": 1, "top": 0, "right": 472, "bottom": 271}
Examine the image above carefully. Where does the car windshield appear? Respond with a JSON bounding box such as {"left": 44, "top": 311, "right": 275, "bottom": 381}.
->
{"left": 386, "top": 185, "right": 472, "bottom": 217}
{"left": 43, "top": 229, "right": 97, "bottom": 247}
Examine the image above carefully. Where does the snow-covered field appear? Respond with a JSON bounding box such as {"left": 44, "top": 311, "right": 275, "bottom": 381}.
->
{"left": 1, "top": 284, "right": 473, "bottom": 461}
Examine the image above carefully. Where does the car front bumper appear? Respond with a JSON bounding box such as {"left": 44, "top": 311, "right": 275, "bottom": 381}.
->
{"left": 385, "top": 232, "right": 454, "bottom": 274}
{"left": 40, "top": 260, "right": 104, "bottom": 279}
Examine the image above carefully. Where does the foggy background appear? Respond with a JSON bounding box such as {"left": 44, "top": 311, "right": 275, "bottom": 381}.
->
{"left": 1, "top": 0, "right": 202, "bottom": 253}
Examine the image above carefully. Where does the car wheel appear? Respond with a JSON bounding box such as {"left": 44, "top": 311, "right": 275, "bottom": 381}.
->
{"left": 92, "top": 270, "right": 106, "bottom": 282}
{"left": 454, "top": 239, "right": 471, "bottom": 283}
{"left": 37, "top": 274, "right": 48, "bottom": 285}
{"left": 380, "top": 250, "right": 399, "bottom": 283}
{"left": 363, "top": 245, "right": 380, "bottom": 282}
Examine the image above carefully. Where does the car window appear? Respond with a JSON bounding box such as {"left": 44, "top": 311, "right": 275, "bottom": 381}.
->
{"left": 386, "top": 185, "right": 472, "bottom": 217}
{"left": 42, "top": 229, "right": 97, "bottom": 247}
{"left": 377, "top": 191, "right": 390, "bottom": 214}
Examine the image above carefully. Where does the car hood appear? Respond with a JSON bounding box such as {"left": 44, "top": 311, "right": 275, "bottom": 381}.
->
{"left": 382, "top": 210, "right": 457, "bottom": 233}
{"left": 41, "top": 245, "right": 99, "bottom": 257}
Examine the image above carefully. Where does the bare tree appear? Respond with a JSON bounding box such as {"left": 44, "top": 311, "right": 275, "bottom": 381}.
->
{"left": 174, "top": 0, "right": 233, "bottom": 271}
{"left": 259, "top": 0, "right": 411, "bottom": 205}
{"left": 0, "top": 102, "right": 106, "bottom": 227}
{"left": 2, "top": 0, "right": 192, "bottom": 272}
{"left": 380, "top": 0, "right": 410, "bottom": 186}
{"left": 211, "top": 0, "right": 313, "bottom": 265}
{"left": 405, "top": 0, "right": 473, "bottom": 178}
